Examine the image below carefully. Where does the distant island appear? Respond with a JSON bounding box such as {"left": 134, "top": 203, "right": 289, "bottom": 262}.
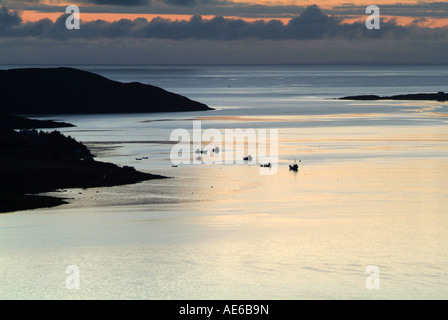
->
{"left": 0, "top": 67, "right": 213, "bottom": 114}
{"left": 340, "top": 92, "right": 447, "bottom": 102}
{"left": 0, "top": 115, "right": 166, "bottom": 213}
{"left": 0, "top": 114, "right": 75, "bottom": 130}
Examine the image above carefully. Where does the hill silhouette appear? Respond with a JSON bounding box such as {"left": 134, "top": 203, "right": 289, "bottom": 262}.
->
{"left": 0, "top": 115, "right": 166, "bottom": 214}
{"left": 0, "top": 67, "right": 212, "bottom": 114}
{"left": 0, "top": 114, "right": 74, "bottom": 130}
{"left": 0, "top": 126, "right": 166, "bottom": 213}
{"left": 340, "top": 92, "right": 447, "bottom": 102}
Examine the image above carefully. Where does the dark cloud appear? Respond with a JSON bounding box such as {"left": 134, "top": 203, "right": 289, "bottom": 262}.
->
{"left": 0, "top": 0, "right": 195, "bottom": 8}
{"left": 0, "top": 1, "right": 306, "bottom": 19}
{"left": 287, "top": 4, "right": 340, "bottom": 40}
{"left": 163, "top": 0, "right": 199, "bottom": 6}
{"left": 1, "top": 2, "right": 447, "bottom": 65}
{"left": 0, "top": 5, "right": 21, "bottom": 29}
{"left": 334, "top": 2, "right": 448, "bottom": 18}
{"left": 289, "top": 4, "right": 339, "bottom": 26}
{"left": 86, "top": 0, "right": 150, "bottom": 5}
{"left": 4, "top": 1, "right": 447, "bottom": 23}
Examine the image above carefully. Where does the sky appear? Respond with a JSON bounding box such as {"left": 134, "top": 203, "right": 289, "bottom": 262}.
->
{"left": 0, "top": 0, "right": 447, "bottom": 64}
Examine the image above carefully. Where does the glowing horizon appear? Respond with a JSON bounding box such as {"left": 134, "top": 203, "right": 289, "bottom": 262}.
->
{"left": 18, "top": 8, "right": 448, "bottom": 28}
{"left": 1, "top": 1, "right": 447, "bottom": 64}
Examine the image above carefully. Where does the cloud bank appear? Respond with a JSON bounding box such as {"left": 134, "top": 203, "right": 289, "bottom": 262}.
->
{"left": 1, "top": 5, "right": 447, "bottom": 41}
{"left": 0, "top": 4, "right": 447, "bottom": 64}
{"left": 85, "top": 0, "right": 150, "bottom": 5}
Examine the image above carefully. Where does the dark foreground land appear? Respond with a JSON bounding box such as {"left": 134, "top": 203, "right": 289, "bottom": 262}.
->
{"left": 0, "top": 67, "right": 212, "bottom": 114}
{"left": 0, "top": 66, "right": 214, "bottom": 213}
{"left": 0, "top": 115, "right": 166, "bottom": 213}
{"left": 340, "top": 92, "right": 448, "bottom": 101}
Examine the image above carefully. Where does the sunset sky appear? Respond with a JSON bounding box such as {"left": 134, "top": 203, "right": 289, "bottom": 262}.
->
{"left": 0, "top": 0, "right": 447, "bottom": 64}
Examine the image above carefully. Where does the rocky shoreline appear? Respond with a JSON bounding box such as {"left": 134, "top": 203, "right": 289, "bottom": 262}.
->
{"left": 0, "top": 115, "right": 166, "bottom": 213}
{"left": 0, "top": 67, "right": 215, "bottom": 213}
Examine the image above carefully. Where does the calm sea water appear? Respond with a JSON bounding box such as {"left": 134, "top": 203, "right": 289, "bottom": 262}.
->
{"left": 1, "top": 65, "right": 448, "bottom": 299}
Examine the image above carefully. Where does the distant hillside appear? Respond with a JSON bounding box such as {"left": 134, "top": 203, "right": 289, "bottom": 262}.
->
{"left": 0, "top": 126, "right": 166, "bottom": 213}
{"left": 0, "top": 67, "right": 212, "bottom": 114}
{"left": 0, "top": 114, "right": 74, "bottom": 130}
{"left": 340, "top": 92, "right": 447, "bottom": 102}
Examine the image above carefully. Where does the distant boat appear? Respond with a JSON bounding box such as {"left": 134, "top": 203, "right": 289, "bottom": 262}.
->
{"left": 243, "top": 155, "right": 252, "bottom": 161}
{"left": 136, "top": 158, "right": 142, "bottom": 160}
{"left": 142, "top": 157, "right": 148, "bottom": 159}
{"left": 289, "top": 158, "right": 300, "bottom": 171}
{"left": 260, "top": 162, "right": 271, "bottom": 168}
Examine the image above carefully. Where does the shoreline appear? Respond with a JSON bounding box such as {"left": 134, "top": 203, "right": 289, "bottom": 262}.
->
{"left": 0, "top": 115, "right": 167, "bottom": 214}
{"left": 340, "top": 92, "right": 447, "bottom": 101}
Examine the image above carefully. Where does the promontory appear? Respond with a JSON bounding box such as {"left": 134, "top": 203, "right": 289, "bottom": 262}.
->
{"left": 0, "top": 67, "right": 213, "bottom": 114}
{"left": 340, "top": 92, "right": 447, "bottom": 102}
